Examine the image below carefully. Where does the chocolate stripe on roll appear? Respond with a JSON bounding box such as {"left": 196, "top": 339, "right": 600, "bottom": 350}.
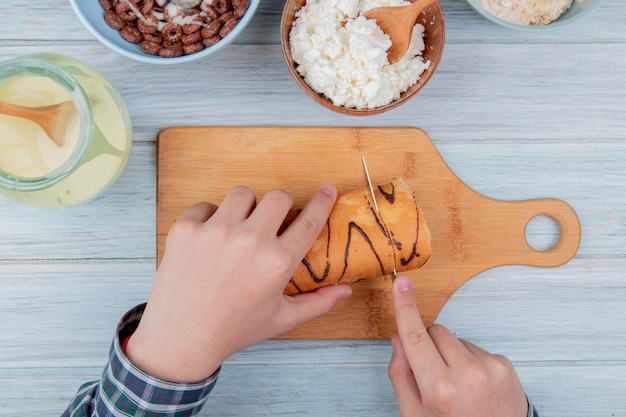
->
{"left": 284, "top": 178, "right": 431, "bottom": 295}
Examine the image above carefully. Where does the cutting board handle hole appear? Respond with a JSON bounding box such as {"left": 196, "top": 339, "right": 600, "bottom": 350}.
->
{"left": 525, "top": 215, "right": 560, "bottom": 251}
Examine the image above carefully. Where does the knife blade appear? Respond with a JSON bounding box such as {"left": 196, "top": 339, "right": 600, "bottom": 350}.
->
{"left": 360, "top": 152, "right": 398, "bottom": 280}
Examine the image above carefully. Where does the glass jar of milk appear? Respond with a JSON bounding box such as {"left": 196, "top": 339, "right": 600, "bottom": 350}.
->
{"left": 0, "top": 53, "right": 131, "bottom": 208}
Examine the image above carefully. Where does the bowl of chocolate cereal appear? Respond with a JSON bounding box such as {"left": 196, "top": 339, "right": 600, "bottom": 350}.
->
{"left": 280, "top": 0, "right": 445, "bottom": 116}
{"left": 465, "top": 0, "right": 604, "bottom": 31}
{"left": 69, "top": 0, "right": 260, "bottom": 64}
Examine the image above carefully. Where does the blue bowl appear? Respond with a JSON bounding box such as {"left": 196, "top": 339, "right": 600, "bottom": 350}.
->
{"left": 465, "top": 0, "right": 604, "bottom": 31}
{"left": 69, "top": 0, "right": 260, "bottom": 64}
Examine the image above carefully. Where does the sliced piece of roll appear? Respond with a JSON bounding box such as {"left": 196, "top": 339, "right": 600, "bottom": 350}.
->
{"left": 284, "top": 177, "right": 431, "bottom": 295}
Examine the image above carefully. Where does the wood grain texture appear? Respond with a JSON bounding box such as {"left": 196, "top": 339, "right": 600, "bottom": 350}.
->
{"left": 157, "top": 126, "right": 581, "bottom": 338}
{"left": 0, "top": 0, "right": 625, "bottom": 415}
{"left": 3, "top": 363, "right": 625, "bottom": 417}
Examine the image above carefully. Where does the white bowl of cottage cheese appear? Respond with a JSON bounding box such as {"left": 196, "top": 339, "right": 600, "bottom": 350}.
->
{"left": 281, "top": 0, "right": 445, "bottom": 115}
{"left": 465, "top": 0, "right": 604, "bottom": 30}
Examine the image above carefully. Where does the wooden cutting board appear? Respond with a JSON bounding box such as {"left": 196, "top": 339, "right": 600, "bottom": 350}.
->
{"left": 157, "top": 126, "right": 581, "bottom": 339}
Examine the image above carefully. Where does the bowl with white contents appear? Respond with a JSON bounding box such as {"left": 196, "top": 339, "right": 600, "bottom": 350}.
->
{"left": 69, "top": 0, "right": 260, "bottom": 64}
{"left": 465, "top": 0, "right": 604, "bottom": 31}
{"left": 281, "top": 0, "right": 445, "bottom": 115}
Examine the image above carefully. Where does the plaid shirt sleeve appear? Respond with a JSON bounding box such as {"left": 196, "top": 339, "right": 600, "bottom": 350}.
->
{"left": 61, "top": 306, "right": 540, "bottom": 417}
{"left": 61, "top": 303, "right": 219, "bottom": 417}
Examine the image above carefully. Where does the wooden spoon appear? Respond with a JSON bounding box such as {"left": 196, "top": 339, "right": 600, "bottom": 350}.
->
{"left": 0, "top": 100, "right": 78, "bottom": 147}
{"left": 364, "top": 0, "right": 435, "bottom": 64}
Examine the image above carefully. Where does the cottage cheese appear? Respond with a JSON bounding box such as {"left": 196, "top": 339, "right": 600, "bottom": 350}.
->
{"left": 475, "top": 0, "right": 578, "bottom": 26}
{"left": 289, "top": 0, "right": 430, "bottom": 110}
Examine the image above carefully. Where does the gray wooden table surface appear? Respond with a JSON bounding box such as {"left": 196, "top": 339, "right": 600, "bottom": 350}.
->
{"left": 1, "top": 0, "right": 625, "bottom": 416}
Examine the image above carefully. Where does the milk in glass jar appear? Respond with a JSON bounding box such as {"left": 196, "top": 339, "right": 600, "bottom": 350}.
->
{"left": 0, "top": 53, "right": 132, "bottom": 208}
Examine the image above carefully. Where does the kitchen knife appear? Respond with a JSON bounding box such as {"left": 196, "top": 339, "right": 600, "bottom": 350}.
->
{"left": 360, "top": 152, "right": 398, "bottom": 280}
